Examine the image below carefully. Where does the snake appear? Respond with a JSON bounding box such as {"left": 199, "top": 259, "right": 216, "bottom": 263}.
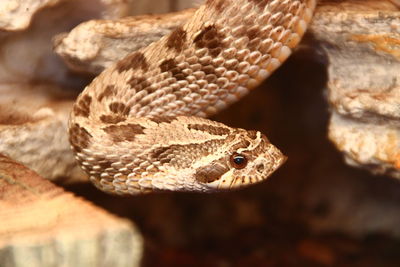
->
{"left": 68, "top": 0, "right": 317, "bottom": 195}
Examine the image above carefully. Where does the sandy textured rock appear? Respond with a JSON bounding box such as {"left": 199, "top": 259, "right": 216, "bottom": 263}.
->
{"left": 0, "top": 0, "right": 63, "bottom": 31}
{"left": 311, "top": 1, "right": 400, "bottom": 178}
{"left": 0, "top": 154, "right": 143, "bottom": 267}
{"left": 54, "top": 9, "right": 194, "bottom": 74}
{"left": 0, "top": 0, "right": 130, "bottom": 32}
{"left": 128, "top": 0, "right": 197, "bottom": 15}
{"left": 54, "top": 0, "right": 198, "bottom": 74}
{"left": 0, "top": 0, "right": 131, "bottom": 87}
{"left": 0, "top": 83, "right": 86, "bottom": 183}
{"left": 0, "top": 0, "right": 136, "bottom": 182}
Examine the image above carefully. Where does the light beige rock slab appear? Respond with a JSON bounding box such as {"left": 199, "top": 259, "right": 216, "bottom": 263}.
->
{"left": 128, "top": 0, "right": 197, "bottom": 15}
{"left": 0, "top": 0, "right": 135, "bottom": 182}
{"left": 0, "top": 0, "right": 64, "bottom": 31}
{"left": 0, "top": 0, "right": 131, "bottom": 87}
{"left": 54, "top": 9, "right": 194, "bottom": 74}
{"left": 0, "top": 0, "right": 130, "bottom": 32}
{"left": 311, "top": 1, "right": 400, "bottom": 177}
{"left": 0, "top": 83, "right": 85, "bottom": 183}
{"left": 0, "top": 154, "right": 143, "bottom": 267}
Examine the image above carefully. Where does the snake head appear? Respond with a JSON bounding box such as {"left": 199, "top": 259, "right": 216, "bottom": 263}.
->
{"left": 194, "top": 130, "right": 286, "bottom": 191}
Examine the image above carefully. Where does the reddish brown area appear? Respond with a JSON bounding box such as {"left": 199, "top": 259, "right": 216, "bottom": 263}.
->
{"left": 99, "top": 114, "right": 126, "bottom": 124}
{"left": 187, "top": 123, "right": 231, "bottom": 136}
{"left": 194, "top": 25, "right": 226, "bottom": 57}
{"left": 167, "top": 26, "right": 187, "bottom": 52}
{"left": 73, "top": 94, "right": 92, "bottom": 117}
{"left": 97, "top": 85, "right": 114, "bottom": 101}
{"left": 69, "top": 123, "right": 92, "bottom": 152}
{"left": 103, "top": 123, "right": 145, "bottom": 142}
{"left": 115, "top": 51, "right": 149, "bottom": 73}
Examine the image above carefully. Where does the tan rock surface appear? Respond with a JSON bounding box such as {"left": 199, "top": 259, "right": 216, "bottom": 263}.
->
{"left": 312, "top": 1, "right": 400, "bottom": 177}
{"left": 0, "top": 0, "right": 131, "bottom": 86}
{"left": 0, "top": 154, "right": 143, "bottom": 267}
{"left": 54, "top": 9, "right": 194, "bottom": 74}
{"left": 0, "top": 83, "right": 85, "bottom": 183}
{"left": 0, "top": 0, "right": 129, "bottom": 32}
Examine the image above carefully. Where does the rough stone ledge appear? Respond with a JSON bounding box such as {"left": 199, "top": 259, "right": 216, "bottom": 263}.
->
{"left": 0, "top": 0, "right": 130, "bottom": 32}
{"left": 0, "top": 153, "right": 143, "bottom": 267}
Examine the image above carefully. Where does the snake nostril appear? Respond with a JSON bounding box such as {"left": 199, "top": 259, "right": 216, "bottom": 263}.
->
{"left": 256, "top": 163, "right": 265, "bottom": 173}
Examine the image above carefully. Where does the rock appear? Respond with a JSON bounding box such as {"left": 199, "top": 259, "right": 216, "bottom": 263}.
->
{"left": 0, "top": 0, "right": 135, "bottom": 182}
{"left": 311, "top": 1, "right": 400, "bottom": 178}
{"left": 0, "top": 0, "right": 129, "bottom": 32}
{"left": 128, "top": 0, "right": 196, "bottom": 15}
{"left": 0, "top": 83, "right": 86, "bottom": 183}
{"left": 54, "top": 9, "right": 194, "bottom": 74}
{"left": 0, "top": 0, "right": 131, "bottom": 88}
{"left": 0, "top": 154, "right": 143, "bottom": 267}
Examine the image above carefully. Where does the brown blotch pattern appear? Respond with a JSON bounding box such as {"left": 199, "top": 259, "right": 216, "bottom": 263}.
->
{"left": 188, "top": 124, "right": 231, "bottom": 136}
{"left": 159, "top": 58, "right": 188, "bottom": 81}
{"left": 73, "top": 95, "right": 92, "bottom": 118}
{"left": 167, "top": 26, "right": 187, "bottom": 52}
{"left": 150, "top": 116, "right": 177, "bottom": 124}
{"left": 69, "top": 123, "right": 92, "bottom": 152}
{"left": 115, "top": 51, "right": 149, "bottom": 73}
{"left": 109, "top": 102, "right": 130, "bottom": 115}
{"left": 127, "top": 76, "right": 152, "bottom": 91}
{"left": 103, "top": 123, "right": 145, "bottom": 143}
{"left": 194, "top": 25, "right": 226, "bottom": 57}
{"left": 97, "top": 85, "right": 114, "bottom": 102}
{"left": 194, "top": 156, "right": 230, "bottom": 183}
{"left": 150, "top": 139, "right": 225, "bottom": 168}
{"left": 100, "top": 114, "right": 126, "bottom": 124}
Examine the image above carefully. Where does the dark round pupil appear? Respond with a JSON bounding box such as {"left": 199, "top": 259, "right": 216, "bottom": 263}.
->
{"left": 233, "top": 156, "right": 245, "bottom": 165}
{"left": 231, "top": 154, "right": 248, "bottom": 169}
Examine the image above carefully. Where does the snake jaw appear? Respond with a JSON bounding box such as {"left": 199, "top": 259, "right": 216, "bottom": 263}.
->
{"left": 191, "top": 130, "right": 287, "bottom": 192}
{"left": 204, "top": 144, "right": 286, "bottom": 191}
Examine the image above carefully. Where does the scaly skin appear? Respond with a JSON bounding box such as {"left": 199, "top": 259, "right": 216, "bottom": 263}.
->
{"left": 69, "top": 0, "right": 317, "bottom": 195}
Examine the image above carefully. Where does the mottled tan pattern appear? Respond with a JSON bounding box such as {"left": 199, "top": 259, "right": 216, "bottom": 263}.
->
{"left": 69, "top": 0, "right": 316, "bottom": 195}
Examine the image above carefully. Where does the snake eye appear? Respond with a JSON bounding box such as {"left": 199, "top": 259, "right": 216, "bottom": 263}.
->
{"left": 230, "top": 153, "right": 248, "bottom": 169}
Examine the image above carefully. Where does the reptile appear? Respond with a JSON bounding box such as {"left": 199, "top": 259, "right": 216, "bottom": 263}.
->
{"left": 69, "top": 0, "right": 317, "bottom": 195}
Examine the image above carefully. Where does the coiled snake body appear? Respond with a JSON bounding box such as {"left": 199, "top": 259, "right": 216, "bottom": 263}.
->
{"left": 69, "top": 0, "right": 317, "bottom": 195}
